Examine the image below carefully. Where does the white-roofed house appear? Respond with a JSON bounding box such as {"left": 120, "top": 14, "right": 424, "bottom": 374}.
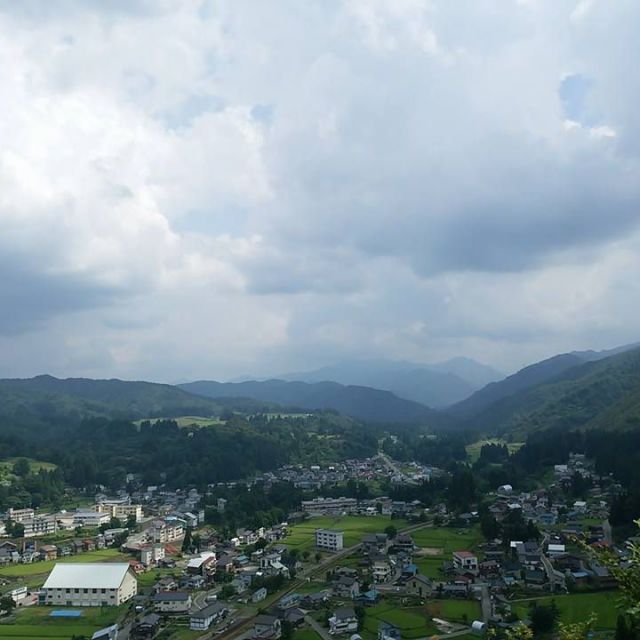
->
{"left": 42, "top": 563, "right": 137, "bottom": 607}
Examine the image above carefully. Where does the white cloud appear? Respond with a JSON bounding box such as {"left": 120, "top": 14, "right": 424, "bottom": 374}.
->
{"left": 0, "top": 0, "right": 639, "bottom": 380}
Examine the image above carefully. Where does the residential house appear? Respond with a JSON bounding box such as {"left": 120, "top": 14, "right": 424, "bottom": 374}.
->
{"left": 260, "top": 551, "right": 289, "bottom": 577}
{"left": 251, "top": 587, "right": 267, "bottom": 603}
{"left": 282, "top": 607, "right": 305, "bottom": 627}
{"left": 372, "top": 558, "right": 394, "bottom": 583}
{"left": 153, "top": 576, "right": 178, "bottom": 593}
{"left": 362, "top": 533, "right": 388, "bottom": 555}
{"left": 405, "top": 574, "right": 432, "bottom": 598}
{"left": 39, "top": 545, "right": 58, "bottom": 561}
{"left": 329, "top": 607, "right": 359, "bottom": 635}
{"left": 253, "top": 614, "right": 282, "bottom": 639}
{"left": 590, "top": 561, "right": 617, "bottom": 589}
{"left": 190, "top": 602, "right": 227, "bottom": 631}
{"left": 332, "top": 575, "right": 360, "bottom": 599}
{"left": 301, "top": 590, "right": 330, "bottom": 609}
{"left": 0, "top": 541, "right": 19, "bottom": 564}
{"left": 140, "top": 544, "right": 165, "bottom": 567}
{"left": 453, "top": 551, "right": 478, "bottom": 575}
{"left": 132, "top": 613, "right": 160, "bottom": 638}
{"left": 153, "top": 591, "right": 192, "bottom": 613}
{"left": 186, "top": 551, "right": 216, "bottom": 575}
{"left": 378, "top": 623, "right": 402, "bottom": 640}
{"left": 393, "top": 534, "right": 414, "bottom": 552}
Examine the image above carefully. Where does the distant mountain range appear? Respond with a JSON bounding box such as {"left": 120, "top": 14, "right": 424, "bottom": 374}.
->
{"left": 272, "top": 357, "right": 503, "bottom": 408}
{"left": 2, "top": 341, "right": 640, "bottom": 434}
{"left": 178, "top": 379, "right": 452, "bottom": 426}
{"left": 0, "top": 375, "right": 276, "bottom": 423}
{"left": 448, "top": 343, "right": 640, "bottom": 435}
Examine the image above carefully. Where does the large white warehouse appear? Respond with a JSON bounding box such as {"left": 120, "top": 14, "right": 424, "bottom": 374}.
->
{"left": 42, "top": 563, "right": 137, "bottom": 607}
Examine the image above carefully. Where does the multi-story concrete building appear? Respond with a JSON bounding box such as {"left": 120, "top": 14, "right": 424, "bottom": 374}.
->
{"left": 74, "top": 510, "right": 111, "bottom": 528}
{"left": 6, "top": 508, "right": 35, "bottom": 523}
{"left": 23, "top": 515, "right": 58, "bottom": 538}
{"left": 152, "top": 518, "right": 184, "bottom": 543}
{"left": 315, "top": 529, "right": 344, "bottom": 552}
{"left": 301, "top": 497, "right": 357, "bottom": 515}
{"left": 96, "top": 503, "right": 143, "bottom": 522}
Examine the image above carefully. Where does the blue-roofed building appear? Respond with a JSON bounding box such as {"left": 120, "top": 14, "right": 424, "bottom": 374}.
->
{"left": 357, "top": 589, "right": 380, "bottom": 605}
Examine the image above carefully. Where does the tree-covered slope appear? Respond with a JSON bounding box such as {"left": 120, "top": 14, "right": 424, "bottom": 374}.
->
{"left": 448, "top": 353, "right": 587, "bottom": 419}
{"left": 179, "top": 379, "right": 454, "bottom": 425}
{"left": 466, "top": 347, "right": 640, "bottom": 435}
{"left": 0, "top": 375, "right": 268, "bottom": 422}
{"left": 449, "top": 342, "right": 640, "bottom": 420}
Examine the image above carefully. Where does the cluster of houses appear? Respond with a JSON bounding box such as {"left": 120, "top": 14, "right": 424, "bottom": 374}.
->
{"left": 300, "top": 496, "right": 431, "bottom": 519}
{"left": 254, "top": 458, "right": 442, "bottom": 492}
{"left": 0, "top": 449, "right": 631, "bottom": 640}
{"left": 489, "top": 484, "right": 610, "bottom": 531}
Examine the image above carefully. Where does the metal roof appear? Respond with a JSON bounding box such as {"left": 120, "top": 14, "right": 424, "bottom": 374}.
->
{"left": 43, "top": 563, "right": 132, "bottom": 590}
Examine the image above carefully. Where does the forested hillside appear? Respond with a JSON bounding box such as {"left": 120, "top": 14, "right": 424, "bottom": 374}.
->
{"left": 463, "top": 347, "right": 640, "bottom": 436}
{"left": 0, "top": 375, "right": 277, "bottom": 423}
{"left": 179, "top": 379, "right": 454, "bottom": 425}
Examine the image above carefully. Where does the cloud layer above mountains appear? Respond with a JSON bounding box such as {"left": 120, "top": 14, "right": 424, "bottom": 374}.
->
{"left": 1, "top": 0, "right": 640, "bottom": 381}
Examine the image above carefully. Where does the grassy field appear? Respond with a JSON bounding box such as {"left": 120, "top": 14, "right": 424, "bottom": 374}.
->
{"left": 158, "top": 628, "right": 203, "bottom": 640}
{"left": 293, "top": 630, "right": 323, "bottom": 640}
{"left": 0, "top": 604, "right": 125, "bottom": 639}
{"left": 284, "top": 516, "right": 409, "bottom": 551}
{"left": 425, "top": 599, "right": 481, "bottom": 622}
{"left": 361, "top": 604, "right": 437, "bottom": 640}
{"left": 0, "top": 458, "right": 57, "bottom": 474}
{"left": 413, "top": 526, "right": 483, "bottom": 579}
{"left": 136, "top": 566, "right": 180, "bottom": 589}
{"left": 465, "top": 439, "right": 525, "bottom": 463}
{"left": 172, "top": 416, "right": 225, "bottom": 428}
{"left": 511, "top": 591, "right": 620, "bottom": 629}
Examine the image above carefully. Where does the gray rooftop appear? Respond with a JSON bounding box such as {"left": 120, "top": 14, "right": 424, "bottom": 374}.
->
{"left": 42, "top": 563, "right": 133, "bottom": 590}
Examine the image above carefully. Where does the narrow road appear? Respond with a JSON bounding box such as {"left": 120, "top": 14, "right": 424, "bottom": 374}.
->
{"left": 479, "top": 583, "right": 492, "bottom": 621}
{"left": 305, "top": 614, "right": 332, "bottom": 640}
{"left": 376, "top": 453, "right": 417, "bottom": 485}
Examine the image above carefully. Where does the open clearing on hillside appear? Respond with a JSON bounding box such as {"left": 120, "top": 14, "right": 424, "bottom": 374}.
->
{"left": 284, "top": 515, "right": 410, "bottom": 551}
{"left": 0, "top": 458, "right": 57, "bottom": 473}
{"left": 466, "top": 438, "right": 525, "bottom": 462}
{"left": 135, "top": 415, "right": 224, "bottom": 428}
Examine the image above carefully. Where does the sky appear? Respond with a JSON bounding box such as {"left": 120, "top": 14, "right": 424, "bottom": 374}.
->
{"left": 1, "top": 0, "right": 640, "bottom": 382}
